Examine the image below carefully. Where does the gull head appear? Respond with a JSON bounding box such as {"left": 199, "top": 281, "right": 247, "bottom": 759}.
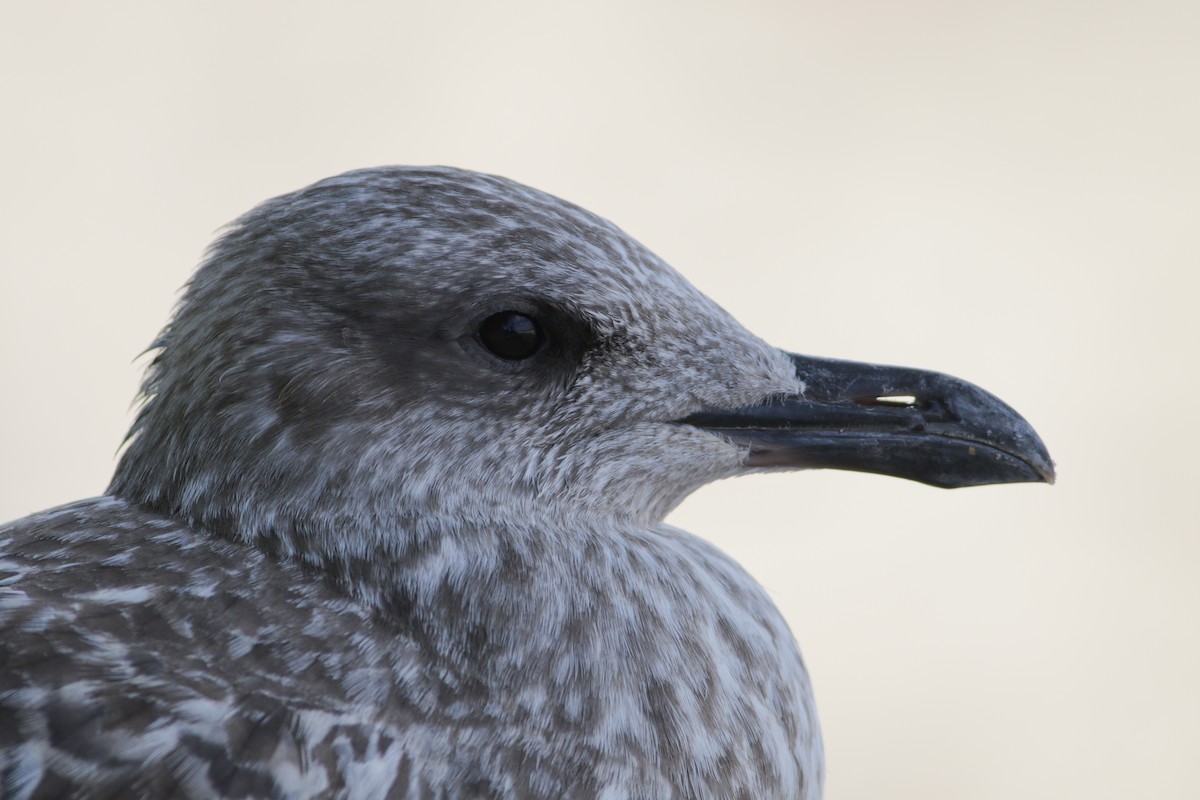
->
{"left": 110, "top": 166, "right": 1052, "bottom": 552}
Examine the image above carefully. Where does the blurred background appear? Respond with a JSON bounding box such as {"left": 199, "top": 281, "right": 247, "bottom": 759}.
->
{"left": 1, "top": 2, "right": 1196, "bottom": 797}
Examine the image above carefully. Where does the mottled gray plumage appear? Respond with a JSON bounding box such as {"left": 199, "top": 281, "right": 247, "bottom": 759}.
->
{"left": 2, "top": 168, "right": 820, "bottom": 799}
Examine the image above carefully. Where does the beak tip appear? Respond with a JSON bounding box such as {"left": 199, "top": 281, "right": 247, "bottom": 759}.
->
{"left": 1035, "top": 456, "right": 1057, "bottom": 486}
{"left": 1023, "top": 429, "right": 1056, "bottom": 486}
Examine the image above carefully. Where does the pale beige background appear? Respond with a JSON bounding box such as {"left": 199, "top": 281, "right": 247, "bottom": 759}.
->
{"left": 2, "top": 2, "right": 1197, "bottom": 798}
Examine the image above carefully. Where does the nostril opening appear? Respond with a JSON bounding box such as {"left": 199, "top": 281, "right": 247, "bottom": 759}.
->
{"left": 856, "top": 394, "right": 919, "bottom": 407}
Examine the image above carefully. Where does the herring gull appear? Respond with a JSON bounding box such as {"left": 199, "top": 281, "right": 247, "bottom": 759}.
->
{"left": 0, "top": 167, "right": 1053, "bottom": 799}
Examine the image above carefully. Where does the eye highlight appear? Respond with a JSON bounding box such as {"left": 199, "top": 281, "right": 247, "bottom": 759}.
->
{"left": 478, "top": 311, "right": 544, "bottom": 360}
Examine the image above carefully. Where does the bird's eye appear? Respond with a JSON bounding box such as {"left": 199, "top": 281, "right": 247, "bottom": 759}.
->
{"left": 478, "top": 311, "right": 544, "bottom": 360}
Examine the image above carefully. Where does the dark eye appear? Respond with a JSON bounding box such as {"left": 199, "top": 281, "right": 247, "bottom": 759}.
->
{"left": 478, "top": 311, "right": 544, "bottom": 360}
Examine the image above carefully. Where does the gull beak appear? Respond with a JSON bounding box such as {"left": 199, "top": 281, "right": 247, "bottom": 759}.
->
{"left": 681, "top": 352, "right": 1055, "bottom": 489}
